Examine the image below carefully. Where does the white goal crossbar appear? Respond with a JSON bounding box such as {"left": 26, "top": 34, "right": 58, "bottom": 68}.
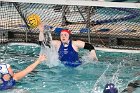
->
{"left": 1, "top": 0, "right": 140, "bottom": 8}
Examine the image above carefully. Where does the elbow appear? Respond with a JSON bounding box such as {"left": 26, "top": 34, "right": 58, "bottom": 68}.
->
{"left": 84, "top": 43, "right": 95, "bottom": 51}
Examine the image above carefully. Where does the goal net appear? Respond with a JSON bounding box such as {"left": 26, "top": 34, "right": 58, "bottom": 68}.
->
{"left": 0, "top": 0, "right": 140, "bottom": 49}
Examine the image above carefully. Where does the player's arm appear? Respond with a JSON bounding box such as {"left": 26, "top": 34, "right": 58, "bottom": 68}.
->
{"left": 13, "top": 55, "right": 46, "bottom": 81}
{"left": 38, "top": 23, "right": 51, "bottom": 47}
{"left": 38, "top": 23, "right": 45, "bottom": 44}
{"left": 74, "top": 40, "right": 98, "bottom": 61}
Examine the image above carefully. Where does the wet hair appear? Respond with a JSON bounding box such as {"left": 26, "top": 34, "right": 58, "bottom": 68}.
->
{"left": 103, "top": 83, "right": 118, "bottom": 93}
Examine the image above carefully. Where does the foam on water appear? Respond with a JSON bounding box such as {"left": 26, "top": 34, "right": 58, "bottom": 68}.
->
{"left": 0, "top": 34, "right": 139, "bottom": 93}
{"left": 40, "top": 26, "right": 60, "bottom": 68}
{"left": 40, "top": 45, "right": 59, "bottom": 68}
{"left": 0, "top": 89, "right": 30, "bottom": 93}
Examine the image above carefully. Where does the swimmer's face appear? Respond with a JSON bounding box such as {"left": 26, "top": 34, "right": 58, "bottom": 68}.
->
{"left": 60, "top": 32, "right": 70, "bottom": 43}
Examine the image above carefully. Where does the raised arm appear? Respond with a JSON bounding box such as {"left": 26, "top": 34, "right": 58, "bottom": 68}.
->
{"left": 38, "top": 23, "right": 45, "bottom": 41}
{"left": 13, "top": 55, "right": 46, "bottom": 81}
{"left": 38, "top": 23, "right": 51, "bottom": 48}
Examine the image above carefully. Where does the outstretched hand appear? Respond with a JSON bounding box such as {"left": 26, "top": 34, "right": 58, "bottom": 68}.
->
{"left": 38, "top": 54, "right": 47, "bottom": 62}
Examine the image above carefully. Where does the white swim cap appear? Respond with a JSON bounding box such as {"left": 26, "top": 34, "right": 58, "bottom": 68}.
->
{"left": 0, "top": 63, "right": 10, "bottom": 74}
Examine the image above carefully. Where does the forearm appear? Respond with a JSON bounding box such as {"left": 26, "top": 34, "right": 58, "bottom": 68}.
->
{"left": 38, "top": 23, "right": 45, "bottom": 41}
{"left": 13, "top": 59, "right": 41, "bottom": 81}
{"left": 39, "top": 31, "right": 45, "bottom": 41}
{"left": 84, "top": 43, "right": 98, "bottom": 61}
{"left": 90, "top": 50, "right": 98, "bottom": 61}
{"left": 24, "top": 59, "right": 41, "bottom": 73}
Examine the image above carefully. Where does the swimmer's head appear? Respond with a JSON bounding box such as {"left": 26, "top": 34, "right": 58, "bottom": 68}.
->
{"left": 0, "top": 64, "right": 10, "bottom": 74}
{"left": 0, "top": 63, "right": 13, "bottom": 76}
{"left": 103, "top": 83, "right": 118, "bottom": 93}
{"left": 60, "top": 29, "right": 71, "bottom": 43}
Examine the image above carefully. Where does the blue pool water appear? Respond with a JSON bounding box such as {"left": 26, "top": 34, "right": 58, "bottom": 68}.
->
{"left": 0, "top": 43, "right": 140, "bottom": 93}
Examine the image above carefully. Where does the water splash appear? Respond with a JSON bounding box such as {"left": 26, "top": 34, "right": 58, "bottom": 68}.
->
{"left": 111, "top": 62, "right": 124, "bottom": 93}
{"left": 4, "top": 89, "right": 31, "bottom": 93}
{"left": 40, "top": 26, "right": 59, "bottom": 68}
{"left": 91, "top": 61, "right": 124, "bottom": 93}
{"left": 92, "top": 63, "right": 111, "bottom": 93}
{"left": 81, "top": 50, "right": 98, "bottom": 64}
{"left": 40, "top": 45, "right": 59, "bottom": 68}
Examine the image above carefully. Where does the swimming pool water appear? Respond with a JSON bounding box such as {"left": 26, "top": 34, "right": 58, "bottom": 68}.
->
{"left": 0, "top": 43, "right": 140, "bottom": 93}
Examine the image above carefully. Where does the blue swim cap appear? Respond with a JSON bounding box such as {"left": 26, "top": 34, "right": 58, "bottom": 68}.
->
{"left": 103, "top": 83, "right": 118, "bottom": 93}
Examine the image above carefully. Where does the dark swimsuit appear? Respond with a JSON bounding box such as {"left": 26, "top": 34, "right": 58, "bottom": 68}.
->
{"left": 0, "top": 64, "right": 16, "bottom": 90}
{"left": 0, "top": 74, "right": 16, "bottom": 90}
{"left": 58, "top": 40, "right": 82, "bottom": 67}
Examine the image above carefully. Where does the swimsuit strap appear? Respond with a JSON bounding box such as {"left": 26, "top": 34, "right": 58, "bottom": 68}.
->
{"left": 1, "top": 73, "right": 12, "bottom": 82}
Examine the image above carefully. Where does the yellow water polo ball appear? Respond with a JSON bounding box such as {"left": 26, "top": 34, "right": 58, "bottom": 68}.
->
{"left": 27, "top": 14, "right": 41, "bottom": 28}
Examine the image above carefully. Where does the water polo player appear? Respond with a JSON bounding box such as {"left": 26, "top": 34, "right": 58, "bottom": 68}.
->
{"left": 38, "top": 23, "right": 98, "bottom": 67}
{"left": 0, "top": 55, "right": 46, "bottom": 90}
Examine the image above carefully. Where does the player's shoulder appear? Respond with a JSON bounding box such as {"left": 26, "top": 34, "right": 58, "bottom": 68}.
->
{"left": 72, "top": 40, "right": 85, "bottom": 46}
{"left": 73, "top": 40, "right": 84, "bottom": 43}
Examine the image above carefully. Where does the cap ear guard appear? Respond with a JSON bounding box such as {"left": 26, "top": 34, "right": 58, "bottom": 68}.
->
{"left": 68, "top": 31, "right": 72, "bottom": 40}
